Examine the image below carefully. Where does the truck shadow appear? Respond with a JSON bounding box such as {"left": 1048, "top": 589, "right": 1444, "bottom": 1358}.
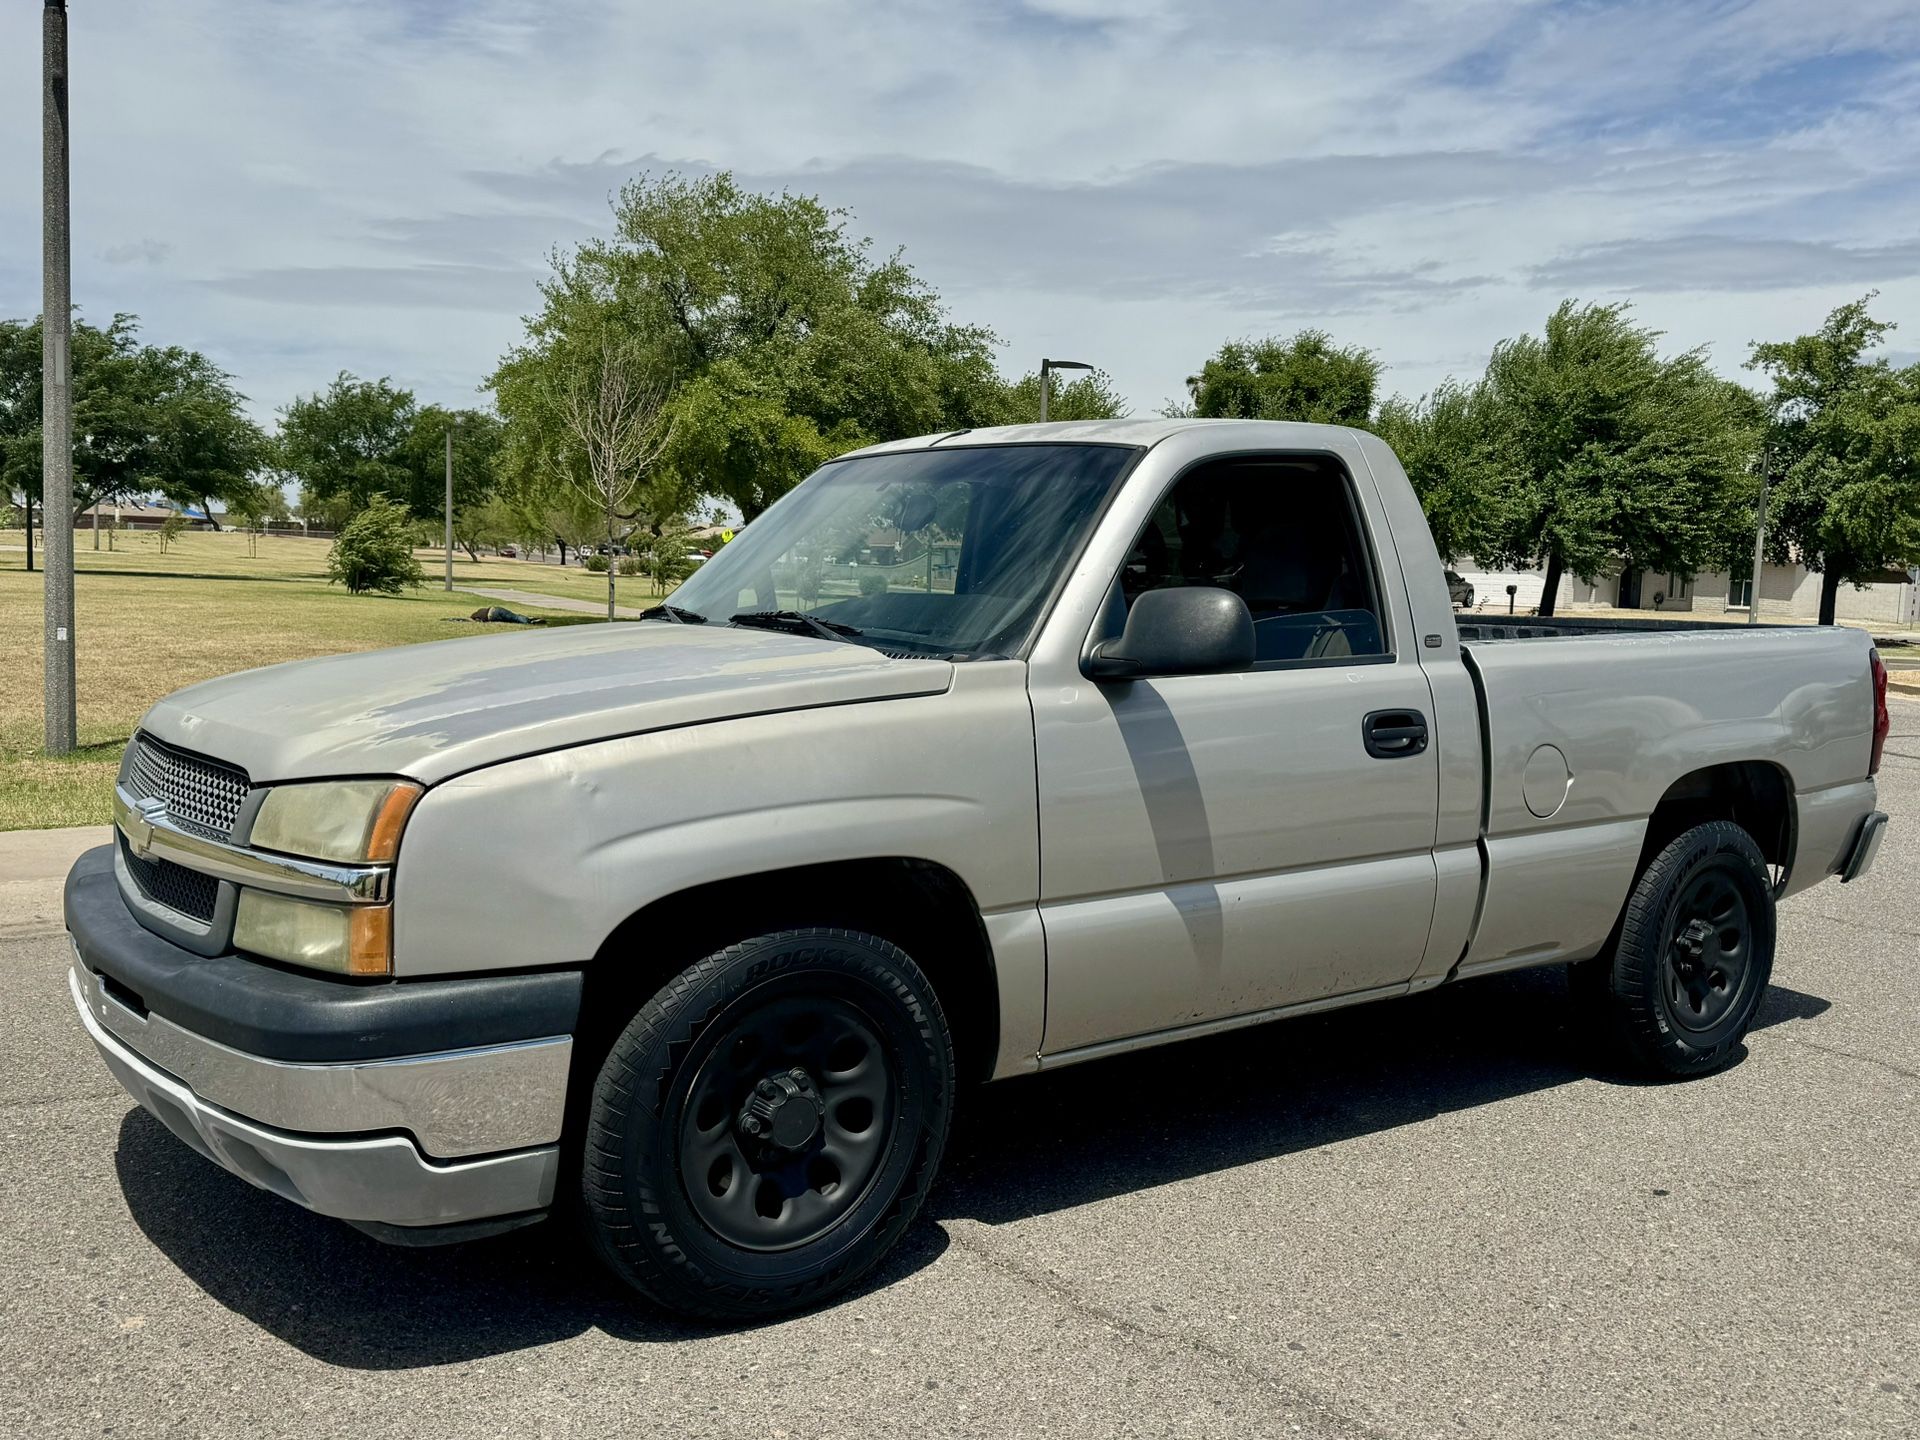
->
{"left": 113, "top": 967, "right": 1829, "bottom": 1368}
{"left": 936, "top": 968, "right": 1830, "bottom": 1226}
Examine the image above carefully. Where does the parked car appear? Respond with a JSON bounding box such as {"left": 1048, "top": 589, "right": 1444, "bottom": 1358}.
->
{"left": 497, "top": 545, "right": 517, "bottom": 559}
{"left": 69, "top": 419, "right": 1889, "bottom": 1321}
{"left": 1445, "top": 568, "right": 1474, "bottom": 608}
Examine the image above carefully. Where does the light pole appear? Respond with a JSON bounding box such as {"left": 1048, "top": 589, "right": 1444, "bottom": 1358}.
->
{"left": 1747, "top": 455, "right": 1774, "bottom": 626}
{"left": 1038, "top": 357, "right": 1093, "bottom": 423}
{"left": 443, "top": 417, "right": 460, "bottom": 592}
{"left": 43, "top": 0, "right": 76, "bottom": 755}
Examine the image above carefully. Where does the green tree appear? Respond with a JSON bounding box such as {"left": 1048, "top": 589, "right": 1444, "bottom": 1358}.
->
{"left": 0, "top": 313, "right": 266, "bottom": 568}
{"left": 1748, "top": 296, "right": 1920, "bottom": 624}
{"left": 1370, "top": 380, "right": 1502, "bottom": 563}
{"left": 1473, "top": 301, "right": 1759, "bottom": 617}
{"left": 278, "top": 374, "right": 417, "bottom": 516}
{"left": 492, "top": 171, "right": 1011, "bottom": 525}
{"left": 147, "top": 349, "right": 270, "bottom": 529}
{"left": 325, "top": 494, "right": 423, "bottom": 595}
{"left": 395, "top": 404, "right": 502, "bottom": 541}
{"left": 1186, "top": 331, "right": 1381, "bottom": 425}
{"left": 1000, "top": 368, "right": 1129, "bottom": 423}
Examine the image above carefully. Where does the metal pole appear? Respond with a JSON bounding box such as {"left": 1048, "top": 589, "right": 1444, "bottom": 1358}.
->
{"left": 443, "top": 421, "right": 455, "bottom": 591}
{"left": 1038, "top": 359, "right": 1051, "bottom": 423}
{"left": 1747, "top": 470, "right": 1771, "bottom": 626}
{"left": 43, "top": 0, "right": 76, "bottom": 756}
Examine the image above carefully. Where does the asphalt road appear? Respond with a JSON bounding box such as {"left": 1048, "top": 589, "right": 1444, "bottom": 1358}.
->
{"left": 4, "top": 703, "right": 1915, "bottom": 1440}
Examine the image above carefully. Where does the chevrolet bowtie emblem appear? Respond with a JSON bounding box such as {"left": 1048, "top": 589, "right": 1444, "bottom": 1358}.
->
{"left": 124, "top": 797, "right": 167, "bottom": 861}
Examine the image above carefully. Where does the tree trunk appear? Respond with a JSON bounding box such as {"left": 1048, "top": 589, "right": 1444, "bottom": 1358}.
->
{"left": 24, "top": 500, "right": 33, "bottom": 572}
{"left": 606, "top": 508, "right": 617, "bottom": 622}
{"left": 1818, "top": 568, "right": 1841, "bottom": 626}
{"left": 202, "top": 496, "right": 220, "bottom": 532}
{"left": 461, "top": 540, "right": 480, "bottom": 561}
{"left": 1538, "top": 549, "right": 1563, "bottom": 618}
{"left": 555, "top": 537, "right": 570, "bottom": 566}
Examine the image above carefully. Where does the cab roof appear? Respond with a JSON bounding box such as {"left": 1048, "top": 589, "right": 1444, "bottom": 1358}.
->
{"left": 840, "top": 417, "right": 1371, "bottom": 457}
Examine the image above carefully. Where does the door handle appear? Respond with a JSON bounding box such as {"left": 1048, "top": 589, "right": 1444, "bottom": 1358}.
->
{"left": 1363, "top": 709, "right": 1429, "bottom": 759}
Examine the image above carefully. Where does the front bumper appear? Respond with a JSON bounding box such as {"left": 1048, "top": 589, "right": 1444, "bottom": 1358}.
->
{"left": 66, "top": 844, "right": 581, "bottom": 1235}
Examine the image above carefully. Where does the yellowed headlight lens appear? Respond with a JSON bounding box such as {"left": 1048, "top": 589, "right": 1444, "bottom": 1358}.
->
{"left": 234, "top": 891, "right": 393, "bottom": 976}
{"left": 250, "top": 781, "right": 423, "bottom": 863}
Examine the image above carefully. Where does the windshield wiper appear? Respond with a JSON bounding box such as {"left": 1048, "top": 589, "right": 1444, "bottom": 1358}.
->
{"left": 729, "top": 610, "right": 864, "bottom": 645}
{"left": 638, "top": 604, "right": 707, "bottom": 624}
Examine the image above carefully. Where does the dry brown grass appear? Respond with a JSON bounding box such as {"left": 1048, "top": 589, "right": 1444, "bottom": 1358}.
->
{"left": 0, "top": 529, "right": 647, "bottom": 830}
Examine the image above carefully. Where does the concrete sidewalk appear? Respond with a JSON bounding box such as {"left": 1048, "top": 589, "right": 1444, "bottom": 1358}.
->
{"left": 454, "top": 585, "right": 646, "bottom": 619}
{"left": 0, "top": 825, "right": 108, "bottom": 944}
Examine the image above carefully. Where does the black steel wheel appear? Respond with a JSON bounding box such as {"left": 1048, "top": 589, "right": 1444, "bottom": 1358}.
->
{"left": 582, "top": 928, "right": 953, "bottom": 1320}
{"left": 677, "top": 995, "right": 895, "bottom": 1253}
{"left": 1578, "top": 820, "right": 1776, "bottom": 1077}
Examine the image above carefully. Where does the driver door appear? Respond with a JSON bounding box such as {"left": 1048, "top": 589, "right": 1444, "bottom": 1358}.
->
{"left": 1032, "top": 452, "right": 1442, "bottom": 1055}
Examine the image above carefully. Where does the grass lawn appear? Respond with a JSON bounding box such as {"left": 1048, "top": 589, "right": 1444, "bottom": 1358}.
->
{"left": 0, "top": 529, "right": 669, "bottom": 832}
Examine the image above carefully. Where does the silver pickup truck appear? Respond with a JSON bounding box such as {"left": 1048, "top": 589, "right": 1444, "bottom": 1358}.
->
{"left": 68, "top": 419, "right": 1891, "bottom": 1319}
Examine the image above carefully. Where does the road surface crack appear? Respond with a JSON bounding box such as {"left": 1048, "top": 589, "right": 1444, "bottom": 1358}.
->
{"left": 938, "top": 1218, "right": 1395, "bottom": 1440}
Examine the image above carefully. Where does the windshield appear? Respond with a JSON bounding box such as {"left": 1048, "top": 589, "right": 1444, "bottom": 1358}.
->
{"left": 666, "top": 444, "right": 1137, "bottom": 657}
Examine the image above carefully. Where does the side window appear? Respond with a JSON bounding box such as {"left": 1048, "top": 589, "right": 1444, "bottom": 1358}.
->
{"left": 1118, "top": 457, "right": 1388, "bottom": 664}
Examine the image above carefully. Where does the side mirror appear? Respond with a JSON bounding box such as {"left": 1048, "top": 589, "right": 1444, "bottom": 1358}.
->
{"left": 1088, "top": 586, "right": 1255, "bottom": 680}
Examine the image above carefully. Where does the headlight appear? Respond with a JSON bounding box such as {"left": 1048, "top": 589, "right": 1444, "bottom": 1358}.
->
{"left": 234, "top": 891, "right": 393, "bottom": 976}
{"left": 249, "top": 780, "right": 422, "bottom": 863}
{"left": 240, "top": 780, "right": 420, "bottom": 975}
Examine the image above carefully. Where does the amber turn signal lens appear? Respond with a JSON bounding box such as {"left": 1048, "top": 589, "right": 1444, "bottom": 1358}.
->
{"left": 365, "top": 783, "right": 424, "bottom": 863}
{"left": 346, "top": 905, "right": 394, "bottom": 976}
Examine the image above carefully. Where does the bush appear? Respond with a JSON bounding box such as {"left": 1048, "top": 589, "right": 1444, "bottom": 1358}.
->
{"left": 326, "top": 496, "right": 423, "bottom": 595}
{"left": 859, "top": 570, "right": 890, "bottom": 597}
{"left": 618, "top": 555, "right": 642, "bottom": 576}
{"left": 583, "top": 553, "right": 610, "bottom": 572}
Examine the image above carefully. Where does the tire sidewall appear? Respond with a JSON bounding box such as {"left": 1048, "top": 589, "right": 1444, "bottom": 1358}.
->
{"left": 1616, "top": 822, "right": 1776, "bottom": 1074}
{"left": 587, "top": 929, "right": 952, "bottom": 1316}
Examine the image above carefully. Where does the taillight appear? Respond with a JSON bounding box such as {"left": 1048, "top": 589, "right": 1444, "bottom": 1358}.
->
{"left": 1869, "top": 648, "right": 1890, "bottom": 777}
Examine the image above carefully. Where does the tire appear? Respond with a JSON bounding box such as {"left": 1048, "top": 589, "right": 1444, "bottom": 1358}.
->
{"left": 1578, "top": 820, "right": 1776, "bottom": 1078}
{"left": 581, "top": 927, "right": 954, "bottom": 1320}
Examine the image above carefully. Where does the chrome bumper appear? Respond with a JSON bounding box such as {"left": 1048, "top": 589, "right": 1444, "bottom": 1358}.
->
{"left": 71, "top": 960, "right": 561, "bottom": 1230}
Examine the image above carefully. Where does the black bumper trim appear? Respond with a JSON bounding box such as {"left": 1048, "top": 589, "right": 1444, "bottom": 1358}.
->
{"left": 65, "top": 845, "right": 583, "bottom": 1063}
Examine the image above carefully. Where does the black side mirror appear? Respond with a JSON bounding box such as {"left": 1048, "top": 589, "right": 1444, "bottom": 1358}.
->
{"left": 1088, "top": 586, "right": 1255, "bottom": 680}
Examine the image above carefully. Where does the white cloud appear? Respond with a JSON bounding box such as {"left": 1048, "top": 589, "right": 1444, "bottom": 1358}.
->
{"left": 1, "top": 0, "right": 1916, "bottom": 426}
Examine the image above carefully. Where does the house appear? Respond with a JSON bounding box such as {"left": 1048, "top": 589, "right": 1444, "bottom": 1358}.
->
{"left": 1457, "top": 557, "right": 1919, "bottom": 624}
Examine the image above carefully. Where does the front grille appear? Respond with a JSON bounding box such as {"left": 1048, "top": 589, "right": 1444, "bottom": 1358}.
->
{"left": 120, "top": 833, "right": 220, "bottom": 923}
{"left": 124, "top": 733, "right": 250, "bottom": 840}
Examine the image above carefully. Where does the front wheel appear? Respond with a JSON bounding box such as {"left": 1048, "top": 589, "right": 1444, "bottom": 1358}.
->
{"left": 581, "top": 928, "right": 954, "bottom": 1320}
{"left": 1577, "top": 820, "right": 1776, "bottom": 1078}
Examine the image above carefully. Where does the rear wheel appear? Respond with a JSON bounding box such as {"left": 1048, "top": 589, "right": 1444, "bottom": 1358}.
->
{"left": 581, "top": 928, "right": 953, "bottom": 1320}
{"left": 1577, "top": 820, "right": 1775, "bottom": 1077}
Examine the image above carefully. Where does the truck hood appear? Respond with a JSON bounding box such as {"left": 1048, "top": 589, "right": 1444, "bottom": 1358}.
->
{"left": 140, "top": 623, "right": 955, "bottom": 785}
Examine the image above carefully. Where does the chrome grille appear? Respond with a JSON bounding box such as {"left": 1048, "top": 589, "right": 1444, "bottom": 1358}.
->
{"left": 120, "top": 833, "right": 220, "bottom": 923}
{"left": 124, "top": 733, "right": 250, "bottom": 840}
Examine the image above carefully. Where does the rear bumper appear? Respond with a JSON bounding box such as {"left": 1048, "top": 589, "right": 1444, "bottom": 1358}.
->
{"left": 1841, "top": 810, "right": 1888, "bottom": 883}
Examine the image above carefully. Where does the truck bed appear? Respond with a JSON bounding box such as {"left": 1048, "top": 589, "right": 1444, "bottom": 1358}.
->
{"left": 1444, "top": 619, "right": 1880, "bottom": 980}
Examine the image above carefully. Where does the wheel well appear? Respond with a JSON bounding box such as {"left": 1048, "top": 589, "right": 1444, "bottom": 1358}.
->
{"left": 1639, "top": 761, "right": 1794, "bottom": 882}
{"left": 576, "top": 858, "right": 1001, "bottom": 1086}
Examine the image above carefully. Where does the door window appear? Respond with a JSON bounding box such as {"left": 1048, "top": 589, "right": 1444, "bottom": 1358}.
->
{"left": 1114, "top": 456, "right": 1389, "bottom": 664}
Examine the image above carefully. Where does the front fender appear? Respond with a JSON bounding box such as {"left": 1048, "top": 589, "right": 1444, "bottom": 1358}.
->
{"left": 390, "top": 664, "right": 1043, "bottom": 1062}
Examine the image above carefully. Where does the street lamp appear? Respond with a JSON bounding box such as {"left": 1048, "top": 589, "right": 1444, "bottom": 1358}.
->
{"left": 1038, "top": 357, "right": 1093, "bottom": 424}
{"left": 1747, "top": 450, "right": 1775, "bottom": 626}
{"left": 42, "top": 0, "right": 76, "bottom": 755}
{"left": 443, "top": 416, "right": 460, "bottom": 592}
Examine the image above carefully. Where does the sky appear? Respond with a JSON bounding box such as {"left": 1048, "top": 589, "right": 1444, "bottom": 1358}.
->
{"left": 3, "top": 0, "right": 1919, "bottom": 428}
